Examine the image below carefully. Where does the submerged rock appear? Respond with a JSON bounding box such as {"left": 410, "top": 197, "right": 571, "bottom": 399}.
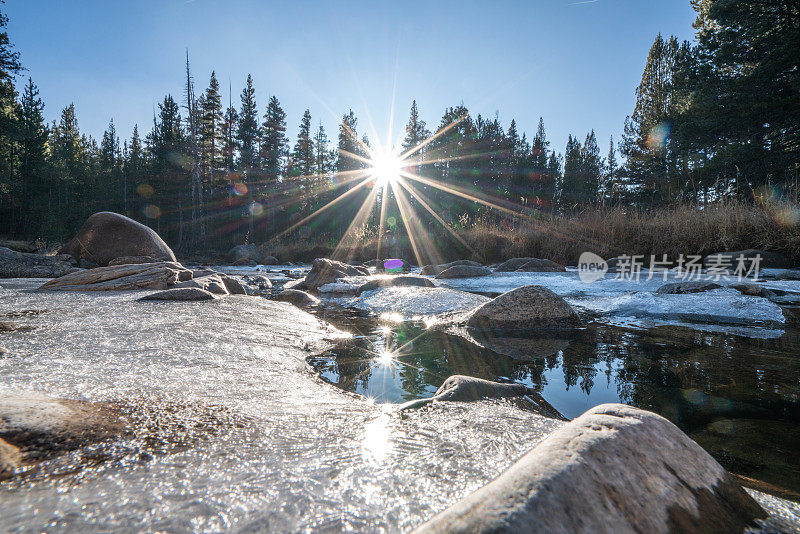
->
{"left": 729, "top": 282, "right": 776, "bottom": 298}
{"left": 435, "top": 265, "right": 492, "bottom": 279}
{"left": 39, "top": 262, "right": 192, "bottom": 291}
{"left": 414, "top": 403, "right": 766, "bottom": 534}
{"left": 0, "top": 437, "right": 21, "bottom": 479}
{"left": 434, "top": 375, "right": 530, "bottom": 401}
{"left": 495, "top": 257, "right": 566, "bottom": 272}
{"left": 139, "top": 288, "right": 217, "bottom": 301}
{"left": 466, "top": 285, "right": 581, "bottom": 333}
{"left": 274, "top": 289, "right": 320, "bottom": 308}
{"left": 0, "top": 247, "right": 79, "bottom": 278}
{"left": 357, "top": 275, "right": 435, "bottom": 295}
{"left": 0, "top": 390, "right": 126, "bottom": 464}
{"left": 59, "top": 212, "right": 176, "bottom": 266}
{"left": 656, "top": 281, "right": 722, "bottom": 294}
{"left": 304, "top": 258, "right": 369, "bottom": 291}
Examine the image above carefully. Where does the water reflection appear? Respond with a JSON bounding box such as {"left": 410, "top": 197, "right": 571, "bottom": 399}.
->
{"left": 308, "top": 313, "right": 800, "bottom": 499}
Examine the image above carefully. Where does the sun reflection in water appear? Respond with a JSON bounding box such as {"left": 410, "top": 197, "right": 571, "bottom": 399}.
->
{"left": 361, "top": 412, "right": 394, "bottom": 464}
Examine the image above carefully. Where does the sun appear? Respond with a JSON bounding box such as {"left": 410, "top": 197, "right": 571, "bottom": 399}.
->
{"left": 369, "top": 148, "right": 405, "bottom": 186}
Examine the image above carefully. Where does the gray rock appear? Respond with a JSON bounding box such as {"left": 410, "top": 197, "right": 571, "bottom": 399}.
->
{"left": 78, "top": 258, "right": 99, "bottom": 269}
{"left": 220, "top": 274, "right": 248, "bottom": 295}
{"left": 139, "top": 288, "right": 217, "bottom": 301}
{"left": 774, "top": 269, "right": 800, "bottom": 281}
{"left": 304, "top": 258, "right": 369, "bottom": 291}
{"left": 495, "top": 257, "right": 566, "bottom": 272}
{"left": 173, "top": 274, "right": 229, "bottom": 295}
{"left": 274, "top": 289, "right": 320, "bottom": 308}
{"left": 421, "top": 260, "right": 483, "bottom": 275}
{"left": 656, "top": 281, "right": 722, "bottom": 294}
{"left": 414, "top": 403, "right": 766, "bottom": 534}
{"left": 228, "top": 244, "right": 261, "bottom": 265}
{"left": 58, "top": 212, "right": 176, "bottom": 266}
{"left": 0, "top": 247, "right": 80, "bottom": 278}
{"left": 705, "top": 249, "right": 791, "bottom": 270}
{"left": 0, "top": 437, "right": 21, "bottom": 479}
{"left": 39, "top": 262, "right": 192, "bottom": 291}
{"left": 261, "top": 255, "right": 279, "bottom": 265}
{"left": 0, "top": 239, "right": 39, "bottom": 254}
{"left": 283, "top": 278, "right": 308, "bottom": 291}
{"left": 357, "top": 275, "right": 435, "bottom": 294}
{"left": 729, "top": 282, "right": 776, "bottom": 298}
{"left": 435, "top": 265, "right": 492, "bottom": 279}
{"left": 466, "top": 285, "right": 581, "bottom": 332}
{"left": 434, "top": 375, "right": 530, "bottom": 401}
{"left": 108, "top": 255, "right": 158, "bottom": 266}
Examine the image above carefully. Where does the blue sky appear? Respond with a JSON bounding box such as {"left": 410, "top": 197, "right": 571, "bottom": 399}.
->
{"left": 6, "top": 0, "right": 696, "bottom": 158}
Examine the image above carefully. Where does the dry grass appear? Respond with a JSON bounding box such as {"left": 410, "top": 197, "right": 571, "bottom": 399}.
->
{"left": 265, "top": 200, "right": 800, "bottom": 266}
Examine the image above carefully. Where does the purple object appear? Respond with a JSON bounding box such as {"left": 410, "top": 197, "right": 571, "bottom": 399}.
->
{"left": 384, "top": 258, "right": 404, "bottom": 272}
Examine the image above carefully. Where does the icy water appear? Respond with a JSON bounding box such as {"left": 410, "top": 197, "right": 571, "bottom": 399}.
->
{"left": 307, "top": 269, "right": 800, "bottom": 500}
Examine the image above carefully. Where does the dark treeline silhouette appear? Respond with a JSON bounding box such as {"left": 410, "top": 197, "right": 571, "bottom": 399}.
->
{"left": 1, "top": 1, "right": 797, "bottom": 254}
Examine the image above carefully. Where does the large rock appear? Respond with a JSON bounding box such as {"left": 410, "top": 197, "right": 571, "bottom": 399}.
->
{"left": 107, "top": 255, "right": 158, "bottom": 266}
{"left": 434, "top": 375, "right": 530, "bottom": 401}
{"left": 0, "top": 239, "right": 39, "bottom": 253}
{"left": 414, "top": 403, "right": 766, "bottom": 534}
{"left": 495, "top": 257, "right": 566, "bottom": 272}
{"left": 274, "top": 289, "right": 320, "bottom": 308}
{"left": 421, "top": 260, "right": 483, "bottom": 275}
{"left": 228, "top": 244, "right": 261, "bottom": 265}
{"left": 357, "top": 275, "right": 435, "bottom": 295}
{"left": 705, "top": 249, "right": 791, "bottom": 270}
{"left": 0, "top": 247, "right": 79, "bottom": 278}
{"left": 435, "top": 265, "right": 492, "bottom": 279}
{"left": 139, "top": 288, "right": 217, "bottom": 301}
{"left": 304, "top": 258, "right": 369, "bottom": 291}
{"left": 173, "top": 274, "right": 229, "bottom": 295}
{"left": 39, "top": 262, "right": 192, "bottom": 291}
{"left": 656, "top": 281, "right": 722, "bottom": 294}
{"left": 466, "top": 285, "right": 581, "bottom": 333}
{"left": 59, "top": 212, "right": 176, "bottom": 266}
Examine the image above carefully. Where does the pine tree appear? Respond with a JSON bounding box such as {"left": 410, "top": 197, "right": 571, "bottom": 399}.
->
{"left": 561, "top": 135, "right": 583, "bottom": 210}
{"left": 290, "top": 109, "right": 314, "bottom": 178}
{"left": 200, "top": 71, "right": 223, "bottom": 186}
{"left": 401, "top": 100, "right": 430, "bottom": 156}
{"left": 260, "top": 95, "right": 288, "bottom": 182}
{"left": 99, "top": 118, "right": 122, "bottom": 209}
{"left": 222, "top": 82, "right": 237, "bottom": 172}
{"left": 17, "top": 77, "right": 48, "bottom": 235}
{"left": 125, "top": 124, "right": 145, "bottom": 214}
{"left": 313, "top": 121, "right": 332, "bottom": 177}
{"left": 581, "top": 130, "right": 602, "bottom": 204}
{"left": 603, "top": 135, "right": 619, "bottom": 205}
{"left": 236, "top": 74, "right": 259, "bottom": 171}
{"left": 336, "top": 110, "right": 360, "bottom": 173}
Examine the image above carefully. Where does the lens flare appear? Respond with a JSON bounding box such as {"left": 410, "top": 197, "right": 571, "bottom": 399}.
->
{"left": 370, "top": 148, "right": 404, "bottom": 186}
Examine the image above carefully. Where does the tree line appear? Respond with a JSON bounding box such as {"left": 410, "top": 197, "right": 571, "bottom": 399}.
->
{"left": 0, "top": 0, "right": 797, "bottom": 252}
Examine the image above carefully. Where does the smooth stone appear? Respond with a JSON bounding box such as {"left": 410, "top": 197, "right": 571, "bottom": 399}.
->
{"left": 283, "top": 278, "right": 308, "bottom": 291}
{"left": 59, "top": 212, "right": 176, "bottom": 266}
{"left": 656, "top": 281, "right": 722, "bottom": 294}
{"left": 173, "top": 274, "right": 229, "bottom": 295}
{"left": 729, "top": 282, "right": 776, "bottom": 298}
{"left": 357, "top": 275, "right": 435, "bottom": 295}
{"left": 274, "top": 289, "right": 320, "bottom": 308}
{"left": 39, "top": 262, "right": 192, "bottom": 291}
{"left": 228, "top": 244, "right": 261, "bottom": 264}
{"left": 435, "top": 265, "right": 492, "bottom": 279}
{"left": 0, "top": 239, "right": 38, "bottom": 253}
{"left": 421, "top": 260, "right": 482, "bottom": 275}
{"left": 139, "top": 288, "right": 217, "bottom": 301}
{"left": 219, "top": 274, "right": 248, "bottom": 295}
{"left": 495, "top": 257, "right": 566, "bottom": 272}
{"left": 304, "top": 258, "right": 369, "bottom": 291}
{"left": 414, "top": 403, "right": 766, "bottom": 534}
{"left": 0, "top": 247, "right": 79, "bottom": 278}
{"left": 466, "top": 284, "right": 581, "bottom": 333}
{"left": 78, "top": 258, "right": 99, "bottom": 269}
{"left": 261, "top": 255, "right": 279, "bottom": 265}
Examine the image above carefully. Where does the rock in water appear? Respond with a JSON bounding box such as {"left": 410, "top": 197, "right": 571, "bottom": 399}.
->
{"left": 357, "top": 275, "right": 435, "bottom": 294}
{"left": 59, "top": 212, "right": 176, "bottom": 266}
{"left": 434, "top": 375, "right": 530, "bottom": 401}
{"left": 173, "top": 274, "right": 229, "bottom": 295}
{"left": 421, "top": 260, "right": 483, "bottom": 275}
{"left": 228, "top": 244, "right": 261, "bottom": 265}
{"left": 38, "top": 262, "right": 191, "bottom": 291}
{"left": 435, "top": 265, "right": 492, "bottom": 279}
{"left": 414, "top": 403, "right": 766, "bottom": 534}
{"left": 495, "top": 257, "right": 566, "bottom": 272}
{"left": 729, "top": 282, "right": 776, "bottom": 298}
{"left": 0, "top": 247, "right": 79, "bottom": 278}
{"left": 274, "top": 289, "right": 320, "bottom": 308}
{"left": 139, "top": 288, "right": 217, "bottom": 301}
{"left": 304, "top": 258, "right": 369, "bottom": 291}
{"left": 466, "top": 284, "right": 581, "bottom": 333}
{"left": 0, "top": 438, "right": 21, "bottom": 479}
{"left": 656, "top": 281, "right": 722, "bottom": 294}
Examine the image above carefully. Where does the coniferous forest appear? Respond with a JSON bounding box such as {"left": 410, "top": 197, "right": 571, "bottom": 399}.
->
{"left": 1, "top": 1, "right": 798, "bottom": 257}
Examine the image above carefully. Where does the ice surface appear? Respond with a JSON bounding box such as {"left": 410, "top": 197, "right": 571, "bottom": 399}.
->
{"left": 351, "top": 286, "right": 491, "bottom": 319}
{"left": 0, "top": 279, "right": 560, "bottom": 532}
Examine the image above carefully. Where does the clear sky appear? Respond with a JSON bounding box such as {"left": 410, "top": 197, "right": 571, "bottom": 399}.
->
{"left": 6, "top": 0, "right": 697, "bottom": 158}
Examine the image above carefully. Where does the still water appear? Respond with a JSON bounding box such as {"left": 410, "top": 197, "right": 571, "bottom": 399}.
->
{"left": 309, "top": 312, "right": 800, "bottom": 499}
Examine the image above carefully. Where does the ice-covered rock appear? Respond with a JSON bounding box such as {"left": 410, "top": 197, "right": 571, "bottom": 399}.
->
{"left": 352, "top": 286, "right": 490, "bottom": 319}
{"left": 466, "top": 285, "right": 581, "bottom": 333}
